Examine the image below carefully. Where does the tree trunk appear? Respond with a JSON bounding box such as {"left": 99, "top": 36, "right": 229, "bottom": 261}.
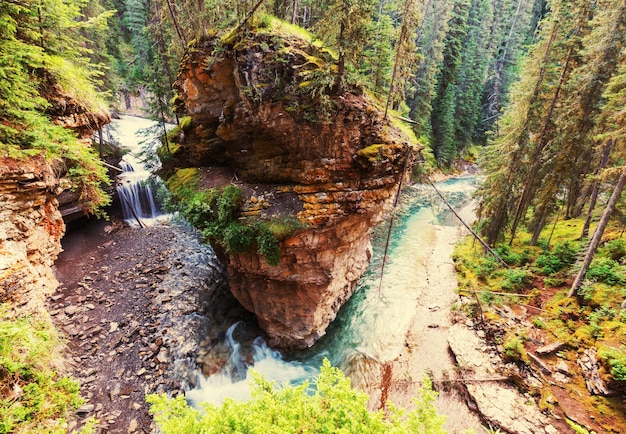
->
{"left": 509, "top": 42, "right": 576, "bottom": 244}
{"left": 291, "top": 0, "right": 298, "bottom": 24}
{"left": 581, "top": 139, "right": 613, "bottom": 239}
{"left": 509, "top": 5, "right": 589, "bottom": 244}
{"left": 569, "top": 165, "right": 626, "bottom": 297}
{"left": 165, "top": 0, "right": 187, "bottom": 48}
{"left": 335, "top": 20, "right": 346, "bottom": 94}
{"left": 482, "top": 23, "right": 558, "bottom": 246}
{"left": 384, "top": 0, "right": 414, "bottom": 120}
{"left": 98, "top": 129, "right": 104, "bottom": 160}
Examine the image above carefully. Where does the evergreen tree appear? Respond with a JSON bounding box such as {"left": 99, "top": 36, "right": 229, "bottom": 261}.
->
{"left": 384, "top": 0, "right": 421, "bottom": 117}
{"left": 478, "top": 0, "right": 537, "bottom": 142}
{"left": 0, "top": 0, "right": 112, "bottom": 215}
{"left": 570, "top": 49, "right": 626, "bottom": 295}
{"left": 452, "top": 0, "right": 492, "bottom": 151}
{"left": 408, "top": 0, "right": 452, "bottom": 138}
{"left": 477, "top": 0, "right": 592, "bottom": 244}
{"left": 430, "top": 0, "right": 470, "bottom": 165}
{"left": 314, "top": 0, "right": 377, "bottom": 93}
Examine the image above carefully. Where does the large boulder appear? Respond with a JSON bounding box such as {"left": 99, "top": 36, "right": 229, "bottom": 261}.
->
{"left": 170, "top": 24, "right": 420, "bottom": 350}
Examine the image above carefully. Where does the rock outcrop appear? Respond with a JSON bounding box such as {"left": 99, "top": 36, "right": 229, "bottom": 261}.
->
{"left": 0, "top": 155, "right": 65, "bottom": 312}
{"left": 448, "top": 324, "right": 559, "bottom": 434}
{"left": 170, "top": 25, "right": 419, "bottom": 349}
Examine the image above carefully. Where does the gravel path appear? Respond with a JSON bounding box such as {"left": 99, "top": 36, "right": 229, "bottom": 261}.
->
{"left": 52, "top": 220, "right": 246, "bottom": 433}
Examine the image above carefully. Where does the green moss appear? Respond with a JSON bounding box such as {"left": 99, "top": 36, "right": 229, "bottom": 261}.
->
{"left": 503, "top": 332, "right": 529, "bottom": 364}
{"left": 165, "top": 168, "right": 200, "bottom": 199}
{"left": 262, "top": 216, "right": 306, "bottom": 240}
{"left": 357, "top": 144, "right": 385, "bottom": 163}
{"left": 179, "top": 116, "right": 193, "bottom": 132}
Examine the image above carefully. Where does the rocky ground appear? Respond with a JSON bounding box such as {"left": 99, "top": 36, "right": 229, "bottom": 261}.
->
{"left": 51, "top": 218, "right": 250, "bottom": 433}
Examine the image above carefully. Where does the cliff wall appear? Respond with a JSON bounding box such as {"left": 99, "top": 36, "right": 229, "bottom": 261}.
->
{"left": 0, "top": 81, "right": 110, "bottom": 314}
{"left": 0, "top": 156, "right": 65, "bottom": 312}
{"left": 170, "top": 25, "right": 420, "bottom": 349}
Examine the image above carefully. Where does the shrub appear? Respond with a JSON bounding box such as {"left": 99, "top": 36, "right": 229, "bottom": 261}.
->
{"left": 535, "top": 241, "right": 580, "bottom": 275}
{"left": 147, "top": 359, "right": 447, "bottom": 434}
{"left": 256, "top": 225, "right": 281, "bottom": 266}
{"left": 0, "top": 311, "right": 84, "bottom": 433}
{"left": 598, "top": 347, "right": 626, "bottom": 382}
{"left": 600, "top": 239, "right": 626, "bottom": 262}
{"left": 586, "top": 257, "right": 624, "bottom": 285}
{"left": 473, "top": 256, "right": 499, "bottom": 279}
{"left": 501, "top": 268, "right": 533, "bottom": 291}
{"left": 217, "top": 185, "right": 244, "bottom": 224}
{"left": 223, "top": 222, "right": 255, "bottom": 253}
{"left": 494, "top": 244, "right": 530, "bottom": 266}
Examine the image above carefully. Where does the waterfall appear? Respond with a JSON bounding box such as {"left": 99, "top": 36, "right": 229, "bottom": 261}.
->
{"left": 186, "top": 322, "right": 314, "bottom": 406}
{"left": 116, "top": 161, "right": 162, "bottom": 226}
{"left": 105, "top": 115, "right": 170, "bottom": 227}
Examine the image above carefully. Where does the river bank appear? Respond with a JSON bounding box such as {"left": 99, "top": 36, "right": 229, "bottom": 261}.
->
{"left": 384, "top": 196, "right": 484, "bottom": 432}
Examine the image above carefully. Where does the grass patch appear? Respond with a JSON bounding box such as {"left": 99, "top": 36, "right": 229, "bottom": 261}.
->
{"left": 0, "top": 309, "right": 86, "bottom": 433}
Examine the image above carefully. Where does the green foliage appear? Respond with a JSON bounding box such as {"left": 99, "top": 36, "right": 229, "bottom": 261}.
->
{"left": 535, "top": 241, "right": 580, "bottom": 275}
{"left": 148, "top": 359, "right": 446, "bottom": 434}
{"left": 217, "top": 185, "right": 244, "bottom": 224}
{"left": 585, "top": 257, "right": 624, "bottom": 285}
{"left": 598, "top": 347, "right": 626, "bottom": 382}
{"left": 565, "top": 418, "right": 594, "bottom": 434}
{"left": 179, "top": 116, "right": 193, "bottom": 132}
{"left": 0, "top": 0, "right": 112, "bottom": 216}
{"left": 223, "top": 222, "right": 255, "bottom": 253}
{"left": 600, "top": 239, "right": 626, "bottom": 262}
{"left": 255, "top": 225, "right": 281, "bottom": 266}
{"left": 500, "top": 267, "right": 533, "bottom": 291}
{"left": 0, "top": 309, "right": 83, "bottom": 433}
{"left": 502, "top": 333, "right": 528, "bottom": 364}
{"left": 164, "top": 172, "right": 300, "bottom": 265}
{"left": 494, "top": 244, "right": 530, "bottom": 266}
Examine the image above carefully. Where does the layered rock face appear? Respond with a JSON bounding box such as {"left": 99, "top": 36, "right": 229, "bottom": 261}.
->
{"left": 0, "top": 156, "right": 65, "bottom": 313}
{"left": 1, "top": 76, "right": 110, "bottom": 313}
{"left": 173, "top": 30, "right": 419, "bottom": 349}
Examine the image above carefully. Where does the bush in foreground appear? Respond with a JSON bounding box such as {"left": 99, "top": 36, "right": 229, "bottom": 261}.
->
{"left": 148, "top": 359, "right": 447, "bottom": 434}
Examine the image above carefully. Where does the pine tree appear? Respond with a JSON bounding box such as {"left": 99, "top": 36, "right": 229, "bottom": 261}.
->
{"left": 477, "top": 0, "right": 594, "bottom": 245}
{"left": 430, "top": 0, "right": 470, "bottom": 165}
{"left": 452, "top": 0, "right": 492, "bottom": 150}
{"left": 408, "top": 0, "right": 452, "bottom": 137}
{"left": 384, "top": 0, "right": 421, "bottom": 118}
{"left": 569, "top": 52, "right": 626, "bottom": 296}
{"left": 314, "top": 0, "right": 377, "bottom": 93}
{"left": 477, "top": 5, "right": 561, "bottom": 245}
{"left": 0, "top": 0, "right": 112, "bottom": 215}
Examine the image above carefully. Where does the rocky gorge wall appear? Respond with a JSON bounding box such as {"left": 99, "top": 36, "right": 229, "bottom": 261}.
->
{"left": 169, "top": 25, "right": 420, "bottom": 349}
{"left": 0, "top": 81, "right": 110, "bottom": 314}
{"left": 0, "top": 156, "right": 66, "bottom": 312}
